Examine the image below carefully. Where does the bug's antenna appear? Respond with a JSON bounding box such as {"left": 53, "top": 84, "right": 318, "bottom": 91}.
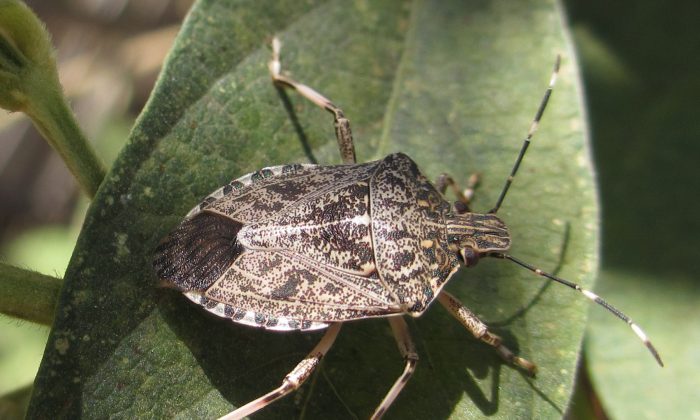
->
{"left": 489, "top": 56, "right": 561, "bottom": 214}
{"left": 490, "top": 252, "right": 664, "bottom": 367}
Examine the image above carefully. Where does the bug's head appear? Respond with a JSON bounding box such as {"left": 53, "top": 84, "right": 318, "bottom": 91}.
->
{"left": 445, "top": 213, "right": 510, "bottom": 267}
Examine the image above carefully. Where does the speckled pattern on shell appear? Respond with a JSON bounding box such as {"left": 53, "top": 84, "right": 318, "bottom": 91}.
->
{"left": 370, "top": 154, "right": 461, "bottom": 313}
{"left": 155, "top": 153, "right": 475, "bottom": 331}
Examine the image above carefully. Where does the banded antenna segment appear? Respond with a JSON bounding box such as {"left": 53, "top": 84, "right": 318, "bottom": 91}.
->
{"left": 490, "top": 55, "right": 561, "bottom": 214}
{"left": 490, "top": 252, "right": 664, "bottom": 367}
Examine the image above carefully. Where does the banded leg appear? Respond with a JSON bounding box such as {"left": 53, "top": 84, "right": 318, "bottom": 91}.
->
{"left": 269, "top": 37, "right": 356, "bottom": 164}
{"left": 372, "top": 316, "right": 419, "bottom": 420}
{"left": 219, "top": 323, "right": 342, "bottom": 420}
{"left": 437, "top": 291, "right": 537, "bottom": 375}
{"left": 436, "top": 173, "right": 480, "bottom": 214}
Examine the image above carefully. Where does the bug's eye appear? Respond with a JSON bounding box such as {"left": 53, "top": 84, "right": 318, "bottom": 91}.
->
{"left": 459, "top": 247, "right": 480, "bottom": 267}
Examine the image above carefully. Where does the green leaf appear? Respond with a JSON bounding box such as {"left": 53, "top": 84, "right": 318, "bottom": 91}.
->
{"left": 585, "top": 270, "right": 698, "bottom": 420}
{"left": 29, "top": 0, "right": 593, "bottom": 418}
{"left": 570, "top": 5, "right": 700, "bottom": 418}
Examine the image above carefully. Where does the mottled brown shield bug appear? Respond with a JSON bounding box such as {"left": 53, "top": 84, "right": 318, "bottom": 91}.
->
{"left": 153, "top": 38, "right": 662, "bottom": 419}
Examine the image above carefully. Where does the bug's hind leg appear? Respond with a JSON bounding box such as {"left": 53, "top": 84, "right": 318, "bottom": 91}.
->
{"left": 436, "top": 172, "right": 480, "bottom": 214}
{"left": 219, "top": 323, "right": 341, "bottom": 420}
{"left": 437, "top": 291, "right": 537, "bottom": 375}
{"left": 269, "top": 37, "right": 356, "bottom": 164}
{"left": 371, "top": 316, "right": 419, "bottom": 420}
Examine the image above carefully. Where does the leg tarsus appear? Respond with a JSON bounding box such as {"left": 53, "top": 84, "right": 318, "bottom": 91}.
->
{"left": 435, "top": 172, "right": 480, "bottom": 214}
{"left": 371, "top": 317, "right": 419, "bottom": 420}
{"left": 437, "top": 291, "right": 537, "bottom": 376}
{"left": 492, "top": 343, "right": 537, "bottom": 376}
{"left": 219, "top": 323, "right": 342, "bottom": 420}
{"left": 269, "top": 37, "right": 356, "bottom": 164}
{"left": 332, "top": 110, "right": 356, "bottom": 164}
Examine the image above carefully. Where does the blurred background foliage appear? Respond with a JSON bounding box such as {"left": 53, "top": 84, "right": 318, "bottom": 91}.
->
{"left": 566, "top": 1, "right": 699, "bottom": 419}
{"left": 0, "top": 0, "right": 696, "bottom": 419}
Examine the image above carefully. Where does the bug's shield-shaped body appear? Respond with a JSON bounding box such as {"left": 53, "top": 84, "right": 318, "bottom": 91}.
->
{"left": 154, "top": 153, "right": 510, "bottom": 331}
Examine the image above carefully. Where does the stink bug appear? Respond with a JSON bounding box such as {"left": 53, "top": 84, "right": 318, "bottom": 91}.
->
{"left": 153, "top": 38, "right": 662, "bottom": 419}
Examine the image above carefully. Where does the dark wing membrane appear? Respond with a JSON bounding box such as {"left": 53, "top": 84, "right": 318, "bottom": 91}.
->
{"left": 201, "top": 249, "right": 400, "bottom": 330}
{"left": 153, "top": 211, "right": 244, "bottom": 291}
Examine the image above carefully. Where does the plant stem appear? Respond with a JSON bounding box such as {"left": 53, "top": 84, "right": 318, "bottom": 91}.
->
{"left": 0, "top": 0, "right": 106, "bottom": 197}
{"left": 0, "top": 262, "right": 62, "bottom": 326}
{"left": 24, "top": 87, "right": 106, "bottom": 198}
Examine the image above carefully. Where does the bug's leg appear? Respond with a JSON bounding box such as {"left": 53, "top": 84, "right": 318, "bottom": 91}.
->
{"left": 219, "top": 323, "right": 341, "bottom": 420}
{"left": 435, "top": 173, "right": 480, "bottom": 214}
{"left": 269, "top": 37, "right": 356, "bottom": 164}
{"left": 437, "top": 291, "right": 537, "bottom": 375}
{"left": 371, "top": 316, "right": 419, "bottom": 420}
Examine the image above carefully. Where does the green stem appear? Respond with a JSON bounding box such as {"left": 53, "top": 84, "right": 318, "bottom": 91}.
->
{"left": 0, "top": 262, "right": 62, "bottom": 326}
{"left": 0, "top": 0, "right": 106, "bottom": 198}
{"left": 0, "top": 383, "right": 33, "bottom": 418}
{"left": 24, "top": 86, "right": 106, "bottom": 198}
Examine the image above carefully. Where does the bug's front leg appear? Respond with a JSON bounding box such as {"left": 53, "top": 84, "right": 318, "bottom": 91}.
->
{"left": 437, "top": 291, "right": 537, "bottom": 375}
{"left": 269, "top": 37, "right": 356, "bottom": 164}
{"left": 219, "top": 323, "right": 342, "bottom": 420}
{"left": 436, "top": 172, "right": 479, "bottom": 214}
{"left": 372, "top": 316, "right": 419, "bottom": 420}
